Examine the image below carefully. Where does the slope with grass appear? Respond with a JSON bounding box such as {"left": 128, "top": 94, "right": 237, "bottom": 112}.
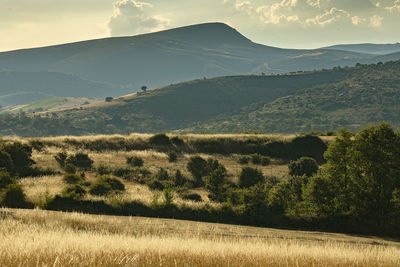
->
{"left": 1, "top": 208, "right": 399, "bottom": 266}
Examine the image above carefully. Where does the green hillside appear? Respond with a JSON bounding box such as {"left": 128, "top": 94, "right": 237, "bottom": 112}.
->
{"left": 0, "top": 60, "right": 399, "bottom": 136}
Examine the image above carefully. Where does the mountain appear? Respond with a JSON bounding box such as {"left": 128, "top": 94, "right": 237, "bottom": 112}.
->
{"left": 323, "top": 43, "right": 400, "bottom": 55}
{"left": 0, "top": 22, "right": 397, "bottom": 107}
{"left": 2, "top": 60, "right": 400, "bottom": 136}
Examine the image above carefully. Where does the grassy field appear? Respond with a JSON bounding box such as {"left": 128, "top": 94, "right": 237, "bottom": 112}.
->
{"left": 1, "top": 208, "right": 399, "bottom": 266}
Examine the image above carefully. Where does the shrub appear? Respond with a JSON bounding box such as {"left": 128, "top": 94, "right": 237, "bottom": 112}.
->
{"left": 61, "top": 185, "right": 86, "bottom": 199}
{"left": 149, "top": 133, "right": 171, "bottom": 146}
{"left": 261, "top": 156, "right": 271, "bottom": 166}
{"left": 171, "top": 136, "right": 184, "bottom": 146}
{"left": 0, "top": 172, "right": 15, "bottom": 189}
{"left": 205, "top": 166, "right": 228, "bottom": 202}
{"left": 0, "top": 183, "right": 32, "bottom": 208}
{"left": 0, "top": 151, "right": 14, "bottom": 174}
{"left": 62, "top": 173, "right": 84, "bottom": 184}
{"left": 147, "top": 179, "right": 164, "bottom": 191}
{"left": 181, "top": 193, "right": 202, "bottom": 202}
{"left": 54, "top": 151, "right": 68, "bottom": 168}
{"left": 237, "top": 156, "right": 250, "bottom": 165}
{"left": 239, "top": 167, "right": 264, "bottom": 188}
{"left": 173, "top": 170, "right": 186, "bottom": 187}
{"left": 29, "top": 140, "right": 45, "bottom": 152}
{"left": 163, "top": 187, "right": 174, "bottom": 206}
{"left": 187, "top": 156, "right": 207, "bottom": 186}
{"left": 64, "top": 164, "right": 77, "bottom": 174}
{"left": 154, "top": 168, "right": 170, "bottom": 181}
{"left": 167, "top": 151, "right": 178, "bottom": 162}
{"left": 96, "top": 164, "right": 112, "bottom": 176}
{"left": 89, "top": 176, "right": 125, "bottom": 196}
{"left": 288, "top": 157, "right": 319, "bottom": 177}
{"left": 126, "top": 156, "right": 144, "bottom": 167}
{"left": 66, "top": 153, "right": 93, "bottom": 170}
{"left": 2, "top": 142, "right": 35, "bottom": 177}
{"left": 250, "top": 154, "right": 262, "bottom": 165}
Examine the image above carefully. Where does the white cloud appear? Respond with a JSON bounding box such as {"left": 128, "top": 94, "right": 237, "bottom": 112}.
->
{"left": 108, "top": 0, "right": 169, "bottom": 36}
{"left": 385, "top": 0, "right": 400, "bottom": 12}
{"left": 306, "top": 7, "right": 350, "bottom": 26}
{"left": 306, "top": 0, "right": 321, "bottom": 8}
{"left": 369, "top": 14, "right": 383, "bottom": 27}
{"left": 256, "top": 0, "right": 300, "bottom": 25}
{"left": 352, "top": 15, "right": 366, "bottom": 25}
{"left": 235, "top": 1, "right": 254, "bottom": 15}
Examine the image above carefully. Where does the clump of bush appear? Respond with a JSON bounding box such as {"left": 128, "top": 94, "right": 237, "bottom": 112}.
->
{"left": 89, "top": 176, "right": 125, "bottom": 196}
{"left": 55, "top": 152, "right": 94, "bottom": 171}
{"left": 288, "top": 157, "right": 318, "bottom": 177}
{"left": 181, "top": 192, "right": 202, "bottom": 202}
{"left": 126, "top": 156, "right": 144, "bottom": 167}
{"left": 0, "top": 142, "right": 35, "bottom": 177}
{"left": 237, "top": 156, "right": 250, "bottom": 165}
{"left": 250, "top": 154, "right": 271, "bottom": 166}
{"left": 63, "top": 173, "right": 84, "bottom": 185}
{"left": 172, "top": 170, "right": 186, "bottom": 187}
{"left": 239, "top": 167, "right": 264, "bottom": 188}
{"left": 96, "top": 164, "right": 112, "bottom": 176}
{"left": 61, "top": 185, "right": 86, "bottom": 199}
{"left": 170, "top": 136, "right": 184, "bottom": 146}
{"left": 154, "top": 168, "right": 170, "bottom": 181}
{"left": 0, "top": 171, "right": 32, "bottom": 208}
{"left": 147, "top": 179, "right": 164, "bottom": 191}
{"left": 167, "top": 151, "right": 178, "bottom": 162}
{"left": 149, "top": 133, "right": 171, "bottom": 146}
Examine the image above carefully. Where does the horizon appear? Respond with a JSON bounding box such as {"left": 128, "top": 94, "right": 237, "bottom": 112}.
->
{"left": 1, "top": 0, "right": 399, "bottom": 52}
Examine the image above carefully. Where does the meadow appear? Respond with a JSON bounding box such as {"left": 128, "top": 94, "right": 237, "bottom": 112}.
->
{"left": 1, "top": 208, "right": 399, "bottom": 267}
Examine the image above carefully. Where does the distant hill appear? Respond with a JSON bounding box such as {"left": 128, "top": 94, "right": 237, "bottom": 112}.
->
{"left": 0, "top": 22, "right": 397, "bottom": 107}
{"left": 323, "top": 43, "right": 400, "bottom": 55}
{"left": 2, "top": 60, "right": 400, "bottom": 136}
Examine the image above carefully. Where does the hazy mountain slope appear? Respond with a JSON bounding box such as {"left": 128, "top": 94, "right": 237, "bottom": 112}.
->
{"left": 0, "top": 22, "right": 393, "bottom": 99}
{"left": 0, "top": 71, "right": 118, "bottom": 106}
{"left": 323, "top": 43, "right": 400, "bottom": 55}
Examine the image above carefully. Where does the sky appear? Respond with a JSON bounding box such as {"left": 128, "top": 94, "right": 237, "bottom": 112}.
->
{"left": 0, "top": 0, "right": 399, "bottom": 52}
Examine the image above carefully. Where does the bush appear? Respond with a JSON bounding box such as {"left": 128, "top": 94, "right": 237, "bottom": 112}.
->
{"left": 237, "top": 156, "right": 250, "bottom": 165}
{"left": 54, "top": 151, "right": 68, "bottom": 168}
{"left": 0, "top": 183, "right": 32, "bottom": 208}
{"left": 66, "top": 153, "right": 93, "bottom": 170}
{"left": 167, "top": 151, "right": 178, "bottom": 162}
{"left": 61, "top": 185, "right": 86, "bottom": 199}
{"left": 64, "top": 163, "right": 77, "bottom": 174}
{"left": 205, "top": 166, "right": 228, "bottom": 202}
{"left": 126, "top": 156, "right": 144, "bottom": 167}
{"left": 147, "top": 179, "right": 164, "bottom": 191}
{"left": 181, "top": 193, "right": 202, "bottom": 202}
{"left": 250, "top": 154, "right": 262, "bottom": 165}
{"left": 163, "top": 187, "right": 174, "bottom": 206}
{"left": 0, "top": 151, "right": 14, "bottom": 174}
{"left": 63, "top": 173, "right": 84, "bottom": 184}
{"left": 154, "top": 168, "right": 170, "bottom": 181}
{"left": 260, "top": 156, "right": 271, "bottom": 166}
{"left": 0, "top": 172, "right": 15, "bottom": 189}
{"left": 2, "top": 142, "right": 35, "bottom": 177}
{"left": 96, "top": 164, "right": 112, "bottom": 176}
{"left": 288, "top": 157, "right": 319, "bottom": 177}
{"left": 173, "top": 170, "right": 186, "bottom": 187}
{"left": 171, "top": 136, "right": 184, "bottom": 146}
{"left": 239, "top": 167, "right": 264, "bottom": 188}
{"left": 187, "top": 156, "right": 207, "bottom": 186}
{"left": 89, "top": 176, "right": 125, "bottom": 196}
{"left": 149, "top": 133, "right": 171, "bottom": 146}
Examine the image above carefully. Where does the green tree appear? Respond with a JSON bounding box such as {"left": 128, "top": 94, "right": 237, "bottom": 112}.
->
{"left": 187, "top": 156, "right": 207, "bottom": 186}
{"left": 288, "top": 157, "right": 319, "bottom": 177}
{"left": 239, "top": 167, "right": 264, "bottom": 188}
{"left": 205, "top": 166, "right": 228, "bottom": 202}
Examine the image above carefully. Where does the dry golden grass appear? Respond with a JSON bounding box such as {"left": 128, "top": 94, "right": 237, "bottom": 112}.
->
{"left": 0, "top": 208, "right": 399, "bottom": 267}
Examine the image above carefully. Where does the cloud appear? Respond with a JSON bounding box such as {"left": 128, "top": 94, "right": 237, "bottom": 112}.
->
{"left": 235, "top": 1, "right": 254, "bottom": 15}
{"left": 108, "top": 0, "right": 169, "bottom": 36}
{"left": 256, "top": 1, "right": 300, "bottom": 25}
{"left": 385, "top": 0, "right": 400, "bottom": 12}
{"left": 306, "top": 7, "right": 350, "bottom": 26}
{"left": 351, "top": 15, "right": 367, "bottom": 25}
{"left": 369, "top": 14, "right": 383, "bottom": 27}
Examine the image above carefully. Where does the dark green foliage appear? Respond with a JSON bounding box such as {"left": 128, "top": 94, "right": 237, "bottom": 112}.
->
{"left": 149, "top": 133, "right": 171, "bottom": 146}
{"left": 250, "top": 154, "right": 262, "bottom": 164}
{"left": 1, "top": 142, "right": 35, "bottom": 176}
{"left": 288, "top": 157, "right": 319, "bottom": 177}
{"left": 66, "top": 153, "right": 93, "bottom": 170}
{"left": 64, "top": 164, "right": 76, "bottom": 174}
{"left": 63, "top": 173, "right": 84, "bottom": 185}
{"left": 260, "top": 156, "right": 271, "bottom": 166}
{"left": 205, "top": 166, "right": 228, "bottom": 202}
{"left": 290, "top": 135, "right": 327, "bottom": 164}
{"left": 163, "top": 187, "right": 174, "bottom": 206}
{"left": 167, "top": 151, "right": 178, "bottom": 162}
{"left": 0, "top": 151, "right": 14, "bottom": 174}
{"left": 61, "top": 185, "right": 86, "bottom": 199}
{"left": 0, "top": 183, "right": 32, "bottom": 208}
{"left": 237, "top": 155, "right": 250, "bottom": 164}
{"left": 0, "top": 171, "right": 15, "bottom": 189}
{"left": 154, "top": 168, "right": 170, "bottom": 181}
{"left": 54, "top": 151, "right": 68, "bottom": 168}
{"left": 126, "top": 156, "right": 144, "bottom": 167}
{"left": 239, "top": 167, "right": 264, "bottom": 188}
{"left": 181, "top": 192, "right": 202, "bottom": 202}
{"left": 147, "top": 179, "right": 164, "bottom": 191}
{"left": 170, "top": 136, "right": 184, "bottom": 146}
{"left": 29, "top": 140, "right": 45, "bottom": 152}
{"left": 96, "top": 164, "right": 112, "bottom": 176}
{"left": 187, "top": 156, "right": 207, "bottom": 186}
{"left": 89, "top": 176, "right": 125, "bottom": 196}
{"left": 173, "top": 170, "right": 186, "bottom": 187}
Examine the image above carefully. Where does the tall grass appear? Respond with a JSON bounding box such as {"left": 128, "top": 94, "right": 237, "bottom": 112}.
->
{"left": 0, "top": 208, "right": 399, "bottom": 267}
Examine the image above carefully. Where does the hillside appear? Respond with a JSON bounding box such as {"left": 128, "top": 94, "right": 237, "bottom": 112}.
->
{"left": 0, "top": 23, "right": 395, "bottom": 106}
{"left": 323, "top": 43, "right": 400, "bottom": 55}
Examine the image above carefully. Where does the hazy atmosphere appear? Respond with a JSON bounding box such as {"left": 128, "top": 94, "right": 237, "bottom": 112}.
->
{"left": 1, "top": 0, "right": 399, "bottom": 52}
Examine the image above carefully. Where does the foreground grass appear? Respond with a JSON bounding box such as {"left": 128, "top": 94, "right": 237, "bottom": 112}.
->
{"left": 1, "top": 208, "right": 399, "bottom": 266}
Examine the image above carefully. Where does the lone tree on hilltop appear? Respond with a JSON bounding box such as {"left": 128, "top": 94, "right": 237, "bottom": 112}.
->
{"left": 141, "top": 86, "right": 147, "bottom": 92}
